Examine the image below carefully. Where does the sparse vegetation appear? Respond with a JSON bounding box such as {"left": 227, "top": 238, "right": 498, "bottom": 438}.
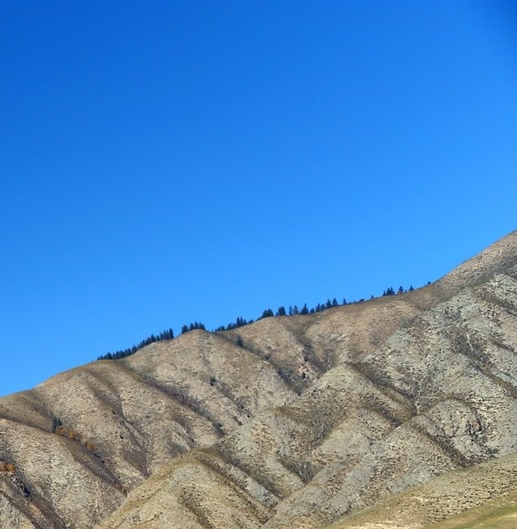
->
{"left": 84, "top": 440, "right": 96, "bottom": 453}
{"left": 214, "top": 316, "right": 250, "bottom": 332}
{"left": 68, "top": 429, "right": 81, "bottom": 441}
{"left": 55, "top": 425, "right": 66, "bottom": 435}
{"left": 0, "top": 461, "right": 16, "bottom": 474}
{"left": 98, "top": 328, "right": 175, "bottom": 360}
{"left": 0, "top": 460, "right": 30, "bottom": 498}
{"left": 181, "top": 322, "right": 205, "bottom": 334}
{"left": 3, "top": 234, "right": 517, "bottom": 529}
{"left": 53, "top": 423, "right": 97, "bottom": 454}
{"left": 424, "top": 492, "right": 517, "bottom": 529}
{"left": 97, "top": 283, "right": 422, "bottom": 361}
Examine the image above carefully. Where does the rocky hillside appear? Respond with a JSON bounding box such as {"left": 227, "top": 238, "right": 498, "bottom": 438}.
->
{"left": 1, "top": 231, "right": 517, "bottom": 529}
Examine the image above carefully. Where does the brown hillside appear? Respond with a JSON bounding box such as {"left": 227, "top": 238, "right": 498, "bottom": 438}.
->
{"left": 1, "top": 230, "right": 516, "bottom": 529}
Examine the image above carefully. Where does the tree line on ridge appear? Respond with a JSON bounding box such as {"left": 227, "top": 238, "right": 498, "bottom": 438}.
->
{"left": 97, "top": 283, "right": 419, "bottom": 361}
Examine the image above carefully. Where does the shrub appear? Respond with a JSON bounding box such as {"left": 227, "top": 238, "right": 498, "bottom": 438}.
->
{"left": 0, "top": 461, "right": 16, "bottom": 474}
{"left": 55, "top": 425, "right": 66, "bottom": 436}
{"left": 68, "top": 429, "right": 81, "bottom": 441}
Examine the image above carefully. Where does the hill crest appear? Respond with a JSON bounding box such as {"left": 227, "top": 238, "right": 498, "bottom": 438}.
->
{"left": 1, "top": 230, "right": 517, "bottom": 529}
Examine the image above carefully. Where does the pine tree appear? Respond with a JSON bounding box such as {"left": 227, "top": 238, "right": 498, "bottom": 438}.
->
{"left": 276, "top": 306, "right": 287, "bottom": 316}
{"left": 260, "top": 308, "right": 274, "bottom": 319}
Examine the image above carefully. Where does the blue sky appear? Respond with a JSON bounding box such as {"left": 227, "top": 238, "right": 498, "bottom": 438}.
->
{"left": 1, "top": 1, "right": 516, "bottom": 397}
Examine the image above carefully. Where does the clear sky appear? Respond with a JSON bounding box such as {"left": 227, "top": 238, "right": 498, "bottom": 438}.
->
{"left": 1, "top": 1, "right": 516, "bottom": 397}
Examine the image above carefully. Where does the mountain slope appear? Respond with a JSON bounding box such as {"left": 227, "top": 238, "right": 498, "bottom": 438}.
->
{"left": 1, "top": 230, "right": 517, "bottom": 529}
{"left": 323, "top": 452, "right": 517, "bottom": 529}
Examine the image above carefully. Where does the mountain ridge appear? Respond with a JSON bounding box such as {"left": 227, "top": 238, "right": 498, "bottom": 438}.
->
{"left": 1, "top": 230, "right": 516, "bottom": 529}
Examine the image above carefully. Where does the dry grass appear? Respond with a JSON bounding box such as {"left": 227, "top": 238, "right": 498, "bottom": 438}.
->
{"left": 423, "top": 492, "right": 517, "bottom": 529}
{"left": 323, "top": 453, "right": 517, "bottom": 529}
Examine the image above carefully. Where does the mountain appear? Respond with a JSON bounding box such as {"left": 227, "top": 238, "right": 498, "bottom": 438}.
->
{"left": 1, "top": 230, "right": 517, "bottom": 529}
